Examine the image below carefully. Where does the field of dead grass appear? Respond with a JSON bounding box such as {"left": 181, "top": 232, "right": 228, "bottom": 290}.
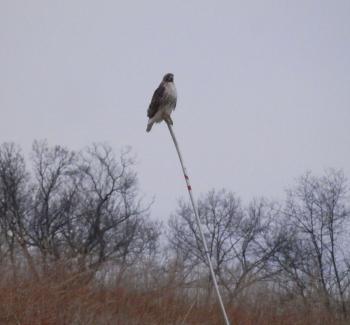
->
{"left": 0, "top": 265, "right": 346, "bottom": 325}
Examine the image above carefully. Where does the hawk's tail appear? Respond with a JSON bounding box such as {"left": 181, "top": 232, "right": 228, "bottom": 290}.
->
{"left": 146, "top": 121, "right": 153, "bottom": 132}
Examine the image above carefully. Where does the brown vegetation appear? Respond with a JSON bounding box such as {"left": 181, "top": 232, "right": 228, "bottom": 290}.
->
{"left": 1, "top": 141, "right": 349, "bottom": 324}
{"left": 0, "top": 262, "right": 347, "bottom": 325}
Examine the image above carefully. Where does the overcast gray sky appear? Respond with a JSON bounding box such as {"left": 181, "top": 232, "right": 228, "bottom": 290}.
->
{"left": 1, "top": 0, "right": 349, "bottom": 219}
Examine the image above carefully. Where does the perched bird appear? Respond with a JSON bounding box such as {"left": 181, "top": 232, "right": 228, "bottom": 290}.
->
{"left": 146, "top": 73, "right": 177, "bottom": 132}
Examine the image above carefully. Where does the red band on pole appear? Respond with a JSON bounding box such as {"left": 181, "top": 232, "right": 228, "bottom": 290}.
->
{"left": 187, "top": 185, "right": 192, "bottom": 190}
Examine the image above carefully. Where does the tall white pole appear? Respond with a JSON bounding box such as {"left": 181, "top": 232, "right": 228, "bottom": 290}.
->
{"left": 166, "top": 122, "right": 231, "bottom": 325}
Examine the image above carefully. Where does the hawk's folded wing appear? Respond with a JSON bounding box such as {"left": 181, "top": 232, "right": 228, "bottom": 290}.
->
{"left": 147, "top": 84, "right": 165, "bottom": 118}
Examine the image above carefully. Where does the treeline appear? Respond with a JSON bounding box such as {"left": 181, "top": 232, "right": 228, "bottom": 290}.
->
{"left": 0, "top": 141, "right": 349, "bottom": 324}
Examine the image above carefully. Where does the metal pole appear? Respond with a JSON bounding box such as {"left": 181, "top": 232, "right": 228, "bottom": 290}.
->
{"left": 166, "top": 122, "right": 231, "bottom": 325}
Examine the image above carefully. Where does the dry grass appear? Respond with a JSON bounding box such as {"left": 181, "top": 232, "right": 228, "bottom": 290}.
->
{"left": 0, "top": 264, "right": 347, "bottom": 325}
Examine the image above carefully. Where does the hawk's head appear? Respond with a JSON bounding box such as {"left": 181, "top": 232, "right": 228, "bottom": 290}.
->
{"left": 163, "top": 73, "right": 174, "bottom": 83}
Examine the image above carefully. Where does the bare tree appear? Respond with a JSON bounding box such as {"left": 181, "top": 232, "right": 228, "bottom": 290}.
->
{"left": 0, "top": 143, "right": 38, "bottom": 278}
{"left": 168, "top": 190, "right": 281, "bottom": 303}
{"left": 59, "top": 144, "right": 156, "bottom": 271}
{"left": 274, "top": 170, "right": 350, "bottom": 318}
{"left": 0, "top": 141, "right": 159, "bottom": 279}
{"left": 29, "top": 140, "right": 76, "bottom": 262}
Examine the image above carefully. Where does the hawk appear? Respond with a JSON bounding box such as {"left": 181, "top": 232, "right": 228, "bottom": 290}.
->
{"left": 146, "top": 73, "right": 177, "bottom": 132}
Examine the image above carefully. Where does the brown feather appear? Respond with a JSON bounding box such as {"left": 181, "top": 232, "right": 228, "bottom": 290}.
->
{"left": 147, "top": 83, "right": 165, "bottom": 118}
